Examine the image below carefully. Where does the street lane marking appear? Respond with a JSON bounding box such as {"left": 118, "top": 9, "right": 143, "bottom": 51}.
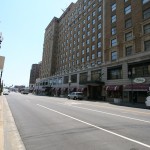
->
{"left": 81, "top": 103, "right": 150, "bottom": 115}
{"left": 66, "top": 105, "right": 150, "bottom": 124}
{"left": 37, "top": 104, "right": 150, "bottom": 149}
{"left": 64, "top": 102, "right": 81, "bottom": 105}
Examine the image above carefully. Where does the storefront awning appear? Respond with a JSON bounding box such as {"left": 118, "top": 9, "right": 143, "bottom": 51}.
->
{"left": 105, "top": 85, "right": 123, "bottom": 91}
{"left": 124, "top": 84, "right": 150, "bottom": 91}
{"left": 62, "top": 87, "right": 68, "bottom": 92}
{"left": 77, "top": 87, "right": 87, "bottom": 92}
{"left": 56, "top": 88, "right": 61, "bottom": 91}
{"left": 70, "top": 87, "right": 76, "bottom": 92}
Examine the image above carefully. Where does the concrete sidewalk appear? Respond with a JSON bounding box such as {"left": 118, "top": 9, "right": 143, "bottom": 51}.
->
{"left": 0, "top": 95, "right": 4, "bottom": 150}
{"left": 0, "top": 95, "right": 26, "bottom": 150}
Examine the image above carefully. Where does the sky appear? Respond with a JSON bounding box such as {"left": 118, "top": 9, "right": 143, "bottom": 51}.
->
{"left": 0, "top": 0, "right": 77, "bottom": 87}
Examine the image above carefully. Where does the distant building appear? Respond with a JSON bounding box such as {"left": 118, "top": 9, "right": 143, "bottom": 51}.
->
{"left": 36, "top": 0, "right": 150, "bottom": 103}
{"left": 29, "top": 63, "right": 41, "bottom": 91}
{"left": 14, "top": 85, "right": 25, "bottom": 92}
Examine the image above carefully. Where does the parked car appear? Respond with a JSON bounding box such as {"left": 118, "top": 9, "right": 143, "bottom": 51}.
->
{"left": 145, "top": 96, "right": 150, "bottom": 107}
{"left": 68, "top": 92, "right": 84, "bottom": 100}
{"left": 3, "top": 89, "right": 9, "bottom": 95}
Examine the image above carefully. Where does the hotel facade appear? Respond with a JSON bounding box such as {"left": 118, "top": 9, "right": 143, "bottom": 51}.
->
{"left": 35, "top": 0, "right": 150, "bottom": 103}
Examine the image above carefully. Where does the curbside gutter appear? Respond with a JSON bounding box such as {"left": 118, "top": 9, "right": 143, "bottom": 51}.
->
{"left": 2, "top": 95, "right": 26, "bottom": 150}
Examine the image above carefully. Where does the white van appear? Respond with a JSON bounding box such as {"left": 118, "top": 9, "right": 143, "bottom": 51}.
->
{"left": 3, "top": 89, "right": 9, "bottom": 95}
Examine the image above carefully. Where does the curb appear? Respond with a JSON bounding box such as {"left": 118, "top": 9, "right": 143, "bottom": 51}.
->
{"left": 3, "top": 96, "right": 26, "bottom": 150}
{"left": 0, "top": 96, "right": 4, "bottom": 150}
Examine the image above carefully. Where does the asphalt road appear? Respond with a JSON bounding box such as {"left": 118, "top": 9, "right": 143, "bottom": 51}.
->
{"left": 5, "top": 92, "right": 150, "bottom": 150}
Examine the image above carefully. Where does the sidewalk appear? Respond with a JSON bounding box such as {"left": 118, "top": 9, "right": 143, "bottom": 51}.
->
{"left": 0, "top": 95, "right": 4, "bottom": 150}
{"left": 0, "top": 95, "right": 26, "bottom": 150}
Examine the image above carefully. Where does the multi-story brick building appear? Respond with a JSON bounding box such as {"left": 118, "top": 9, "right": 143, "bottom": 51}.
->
{"left": 29, "top": 63, "right": 41, "bottom": 91}
{"left": 36, "top": 0, "right": 150, "bottom": 103}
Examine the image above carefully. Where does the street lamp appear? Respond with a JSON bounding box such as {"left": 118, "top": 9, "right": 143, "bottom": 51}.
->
{"left": 68, "top": 79, "right": 71, "bottom": 94}
{"left": 128, "top": 68, "right": 135, "bottom": 103}
{"left": 0, "top": 32, "right": 3, "bottom": 49}
{"left": 0, "top": 71, "right": 3, "bottom": 95}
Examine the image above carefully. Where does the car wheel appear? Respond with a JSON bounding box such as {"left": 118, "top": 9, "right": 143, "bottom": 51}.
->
{"left": 74, "top": 97, "right": 77, "bottom": 100}
{"left": 68, "top": 96, "right": 70, "bottom": 99}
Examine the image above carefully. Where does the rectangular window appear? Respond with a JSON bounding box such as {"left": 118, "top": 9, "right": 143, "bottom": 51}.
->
{"left": 98, "top": 6, "right": 101, "bottom": 12}
{"left": 111, "top": 38, "right": 117, "bottom": 47}
{"left": 87, "top": 56, "right": 89, "bottom": 61}
{"left": 92, "top": 28, "right": 95, "bottom": 33}
{"left": 81, "top": 57, "right": 84, "bottom": 63}
{"left": 87, "top": 47, "right": 90, "bottom": 53}
{"left": 98, "top": 15, "right": 102, "bottom": 20}
{"left": 112, "top": 3, "right": 116, "bottom": 12}
{"left": 97, "top": 51, "right": 101, "bottom": 57}
{"left": 92, "top": 45, "right": 95, "bottom": 50}
{"left": 92, "top": 54, "right": 95, "bottom": 59}
{"left": 92, "top": 36, "right": 95, "bottom": 42}
{"left": 92, "top": 11, "right": 96, "bottom": 16}
{"left": 144, "top": 40, "right": 150, "bottom": 51}
{"left": 87, "top": 39, "right": 90, "bottom": 44}
{"left": 91, "top": 70, "right": 101, "bottom": 81}
{"left": 111, "top": 51, "right": 117, "bottom": 61}
{"left": 111, "top": 27, "right": 116, "bottom": 35}
{"left": 143, "top": 23, "right": 150, "bottom": 34}
{"left": 125, "top": 5, "right": 131, "bottom": 15}
{"left": 98, "top": 33, "right": 101, "bottom": 39}
{"left": 71, "top": 74, "right": 77, "bottom": 83}
{"left": 111, "top": 15, "right": 116, "bottom": 23}
{"left": 98, "top": 24, "right": 102, "bottom": 29}
{"left": 125, "top": 32, "right": 132, "bottom": 41}
{"left": 125, "top": 46, "right": 132, "bottom": 56}
{"left": 143, "top": 8, "right": 150, "bottom": 19}
{"left": 107, "top": 66, "right": 122, "bottom": 80}
{"left": 143, "top": 0, "right": 150, "bottom": 4}
{"left": 125, "top": 18, "right": 132, "bottom": 28}
{"left": 79, "top": 72, "right": 88, "bottom": 84}
{"left": 92, "top": 19, "right": 96, "bottom": 25}
{"left": 98, "top": 42, "right": 101, "bottom": 48}
{"left": 82, "top": 50, "right": 84, "bottom": 55}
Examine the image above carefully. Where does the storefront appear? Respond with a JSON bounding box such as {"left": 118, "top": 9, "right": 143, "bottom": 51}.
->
{"left": 105, "top": 85, "right": 123, "bottom": 102}
{"left": 124, "top": 83, "right": 150, "bottom": 103}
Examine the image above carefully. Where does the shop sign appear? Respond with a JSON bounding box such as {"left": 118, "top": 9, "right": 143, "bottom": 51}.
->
{"left": 133, "top": 78, "right": 145, "bottom": 83}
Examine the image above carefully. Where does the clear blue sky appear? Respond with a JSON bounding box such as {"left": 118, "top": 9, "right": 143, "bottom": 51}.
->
{"left": 0, "top": 0, "right": 77, "bottom": 87}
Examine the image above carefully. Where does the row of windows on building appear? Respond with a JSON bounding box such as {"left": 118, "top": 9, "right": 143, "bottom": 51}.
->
{"left": 57, "top": 23, "right": 150, "bottom": 67}
{"left": 57, "top": 38, "right": 150, "bottom": 71}
{"left": 59, "top": 0, "right": 102, "bottom": 28}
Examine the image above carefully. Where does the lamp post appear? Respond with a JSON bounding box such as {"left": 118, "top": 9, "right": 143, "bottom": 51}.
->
{"left": 0, "top": 32, "right": 3, "bottom": 49}
{"left": 0, "top": 71, "right": 3, "bottom": 95}
{"left": 128, "top": 68, "right": 135, "bottom": 103}
{"left": 68, "top": 79, "right": 71, "bottom": 94}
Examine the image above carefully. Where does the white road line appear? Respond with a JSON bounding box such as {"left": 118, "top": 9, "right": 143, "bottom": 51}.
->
{"left": 37, "top": 104, "right": 150, "bottom": 149}
{"left": 82, "top": 103, "right": 150, "bottom": 115}
{"left": 67, "top": 105, "right": 150, "bottom": 124}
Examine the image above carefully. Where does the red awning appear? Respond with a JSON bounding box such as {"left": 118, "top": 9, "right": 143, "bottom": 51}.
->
{"left": 70, "top": 87, "right": 76, "bottom": 92}
{"left": 124, "top": 84, "right": 150, "bottom": 91}
{"left": 56, "top": 88, "right": 61, "bottom": 91}
{"left": 78, "top": 87, "right": 87, "bottom": 92}
{"left": 81, "top": 87, "right": 87, "bottom": 92}
{"left": 63, "top": 88, "right": 68, "bottom": 92}
{"left": 106, "top": 85, "right": 122, "bottom": 91}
